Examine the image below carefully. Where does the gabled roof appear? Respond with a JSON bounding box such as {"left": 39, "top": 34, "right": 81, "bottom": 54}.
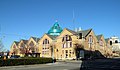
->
{"left": 105, "top": 38, "right": 109, "bottom": 43}
{"left": 62, "top": 28, "right": 92, "bottom": 38}
{"left": 78, "top": 28, "right": 92, "bottom": 37}
{"left": 14, "top": 41, "right": 19, "bottom": 46}
{"left": 96, "top": 34, "right": 103, "bottom": 41}
{"left": 21, "top": 39, "right": 28, "bottom": 44}
{"left": 65, "top": 28, "right": 77, "bottom": 34}
{"left": 31, "top": 37, "right": 40, "bottom": 42}
{"left": 46, "top": 34, "right": 58, "bottom": 40}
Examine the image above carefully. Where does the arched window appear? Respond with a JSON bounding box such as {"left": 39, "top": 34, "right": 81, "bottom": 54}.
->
{"left": 88, "top": 35, "right": 93, "bottom": 48}
{"left": 43, "top": 41, "right": 44, "bottom": 44}
{"left": 29, "top": 41, "right": 34, "bottom": 47}
{"left": 13, "top": 45, "right": 16, "bottom": 48}
{"left": 88, "top": 35, "right": 93, "bottom": 44}
{"left": 43, "top": 39, "right": 49, "bottom": 45}
{"left": 45, "top": 39, "right": 47, "bottom": 44}
{"left": 42, "top": 39, "right": 50, "bottom": 55}
{"left": 21, "top": 43, "right": 25, "bottom": 48}
{"left": 110, "top": 41, "right": 112, "bottom": 45}
{"left": 115, "top": 40, "right": 118, "bottom": 43}
{"left": 62, "top": 35, "right": 72, "bottom": 48}
{"left": 48, "top": 40, "right": 49, "bottom": 44}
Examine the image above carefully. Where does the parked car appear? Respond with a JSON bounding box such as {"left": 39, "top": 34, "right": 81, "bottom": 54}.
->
{"left": 10, "top": 55, "right": 20, "bottom": 59}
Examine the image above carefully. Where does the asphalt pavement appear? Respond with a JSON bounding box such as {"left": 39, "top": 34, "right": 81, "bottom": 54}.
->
{"left": 1, "top": 58, "right": 120, "bottom": 70}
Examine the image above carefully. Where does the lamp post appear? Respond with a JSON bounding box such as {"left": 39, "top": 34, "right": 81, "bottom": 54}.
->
{"left": 52, "top": 39, "right": 56, "bottom": 63}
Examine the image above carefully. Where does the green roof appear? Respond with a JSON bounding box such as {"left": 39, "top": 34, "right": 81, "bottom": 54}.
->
{"left": 48, "top": 21, "right": 63, "bottom": 36}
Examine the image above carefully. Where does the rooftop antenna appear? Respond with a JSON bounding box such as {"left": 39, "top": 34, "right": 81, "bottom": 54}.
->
{"left": 72, "top": 9, "right": 77, "bottom": 32}
{"left": 55, "top": 19, "right": 58, "bottom": 22}
{"left": 73, "top": 10, "right": 77, "bottom": 31}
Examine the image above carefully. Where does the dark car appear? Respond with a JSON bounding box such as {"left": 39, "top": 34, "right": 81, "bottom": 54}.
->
{"left": 10, "top": 55, "right": 20, "bottom": 59}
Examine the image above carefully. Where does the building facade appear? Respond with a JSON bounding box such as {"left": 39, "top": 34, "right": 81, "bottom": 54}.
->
{"left": 10, "top": 21, "right": 113, "bottom": 59}
{"left": 108, "top": 36, "right": 120, "bottom": 56}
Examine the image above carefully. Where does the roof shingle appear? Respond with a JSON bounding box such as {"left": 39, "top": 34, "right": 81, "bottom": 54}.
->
{"left": 96, "top": 34, "right": 103, "bottom": 41}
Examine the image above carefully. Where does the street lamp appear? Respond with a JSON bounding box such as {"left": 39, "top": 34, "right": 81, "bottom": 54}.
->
{"left": 52, "top": 39, "right": 56, "bottom": 63}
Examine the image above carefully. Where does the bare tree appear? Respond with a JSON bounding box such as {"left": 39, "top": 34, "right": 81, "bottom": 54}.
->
{"left": 0, "top": 40, "right": 4, "bottom": 52}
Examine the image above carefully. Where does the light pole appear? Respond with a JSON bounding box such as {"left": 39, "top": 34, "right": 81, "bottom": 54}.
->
{"left": 52, "top": 39, "right": 56, "bottom": 63}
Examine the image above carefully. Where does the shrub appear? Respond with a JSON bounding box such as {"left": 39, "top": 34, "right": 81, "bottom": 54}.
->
{"left": 0, "top": 57, "right": 53, "bottom": 66}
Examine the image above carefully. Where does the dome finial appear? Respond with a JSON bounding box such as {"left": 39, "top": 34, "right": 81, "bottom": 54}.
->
{"left": 55, "top": 19, "right": 58, "bottom": 22}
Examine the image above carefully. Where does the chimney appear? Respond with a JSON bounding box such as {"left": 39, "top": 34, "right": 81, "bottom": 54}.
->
{"left": 79, "top": 27, "right": 82, "bottom": 31}
{"left": 75, "top": 28, "right": 78, "bottom": 32}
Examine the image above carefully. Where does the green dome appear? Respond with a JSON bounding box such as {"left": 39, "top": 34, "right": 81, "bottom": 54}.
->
{"left": 48, "top": 21, "right": 63, "bottom": 36}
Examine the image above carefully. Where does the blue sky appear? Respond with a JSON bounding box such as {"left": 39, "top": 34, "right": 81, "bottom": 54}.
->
{"left": 0, "top": 0, "right": 120, "bottom": 50}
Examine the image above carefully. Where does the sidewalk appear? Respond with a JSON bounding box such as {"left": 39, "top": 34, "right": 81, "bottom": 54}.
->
{"left": 56, "top": 60, "right": 82, "bottom": 62}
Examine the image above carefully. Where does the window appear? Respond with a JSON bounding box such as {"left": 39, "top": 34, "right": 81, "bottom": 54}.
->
{"left": 62, "top": 44, "right": 64, "bottom": 48}
{"left": 29, "top": 41, "right": 34, "bottom": 47}
{"left": 13, "top": 45, "right": 16, "bottom": 48}
{"left": 70, "top": 42, "right": 72, "bottom": 47}
{"left": 43, "top": 39, "right": 49, "bottom": 45}
{"left": 45, "top": 39, "right": 47, "bottom": 44}
{"left": 65, "top": 35, "right": 68, "bottom": 41}
{"left": 88, "top": 35, "right": 93, "bottom": 48}
{"left": 65, "top": 50, "right": 68, "bottom": 58}
{"left": 64, "top": 43, "right": 66, "bottom": 48}
{"left": 66, "top": 50, "right": 68, "bottom": 53}
{"left": 42, "top": 39, "right": 50, "bottom": 55}
{"left": 69, "top": 50, "right": 72, "bottom": 57}
{"left": 62, "top": 50, "right": 64, "bottom": 54}
{"left": 66, "top": 42, "right": 68, "bottom": 48}
{"left": 99, "top": 40, "right": 103, "bottom": 46}
{"left": 57, "top": 49, "right": 58, "bottom": 52}
{"left": 110, "top": 41, "right": 112, "bottom": 45}
{"left": 48, "top": 40, "right": 49, "bottom": 44}
{"left": 62, "top": 37, "right": 64, "bottom": 42}
{"left": 115, "top": 40, "right": 118, "bottom": 43}
{"left": 43, "top": 41, "right": 44, "bottom": 44}
{"left": 88, "top": 35, "right": 93, "bottom": 44}
{"left": 69, "top": 50, "right": 71, "bottom": 53}
{"left": 62, "top": 35, "right": 72, "bottom": 48}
